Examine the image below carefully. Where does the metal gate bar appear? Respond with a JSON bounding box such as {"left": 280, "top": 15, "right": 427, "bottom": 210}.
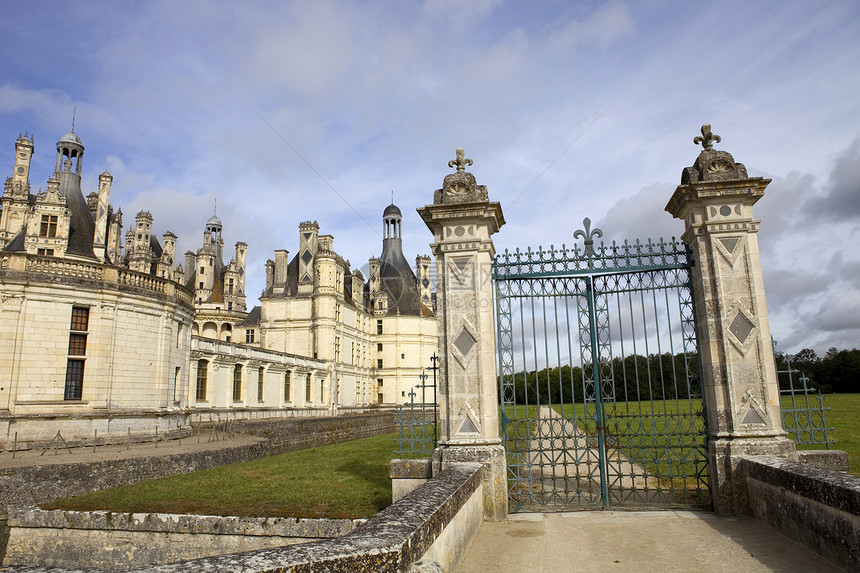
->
{"left": 494, "top": 220, "right": 710, "bottom": 512}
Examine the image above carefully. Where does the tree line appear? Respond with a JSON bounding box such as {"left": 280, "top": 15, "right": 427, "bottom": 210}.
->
{"left": 776, "top": 348, "right": 860, "bottom": 394}
{"left": 499, "top": 352, "right": 701, "bottom": 405}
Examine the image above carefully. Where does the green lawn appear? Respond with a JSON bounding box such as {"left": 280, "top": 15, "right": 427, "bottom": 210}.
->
{"left": 41, "top": 395, "right": 859, "bottom": 519}
{"left": 43, "top": 432, "right": 401, "bottom": 519}
{"left": 808, "top": 393, "right": 860, "bottom": 475}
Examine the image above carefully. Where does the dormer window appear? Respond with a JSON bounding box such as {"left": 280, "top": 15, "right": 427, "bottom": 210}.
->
{"left": 39, "top": 215, "right": 58, "bottom": 238}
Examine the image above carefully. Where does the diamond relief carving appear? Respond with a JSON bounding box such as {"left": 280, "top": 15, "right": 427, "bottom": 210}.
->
{"left": 453, "top": 327, "right": 477, "bottom": 357}
{"left": 729, "top": 312, "right": 754, "bottom": 343}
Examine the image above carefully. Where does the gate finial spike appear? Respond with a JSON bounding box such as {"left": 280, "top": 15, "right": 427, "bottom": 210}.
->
{"left": 573, "top": 217, "right": 603, "bottom": 257}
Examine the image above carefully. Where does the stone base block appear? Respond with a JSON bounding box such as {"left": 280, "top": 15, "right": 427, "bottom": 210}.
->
{"left": 797, "top": 450, "right": 850, "bottom": 472}
{"left": 433, "top": 443, "right": 507, "bottom": 520}
{"left": 390, "top": 459, "right": 433, "bottom": 502}
{"left": 709, "top": 436, "right": 796, "bottom": 516}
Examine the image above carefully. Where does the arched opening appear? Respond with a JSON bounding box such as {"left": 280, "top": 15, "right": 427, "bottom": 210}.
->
{"left": 202, "top": 322, "right": 218, "bottom": 339}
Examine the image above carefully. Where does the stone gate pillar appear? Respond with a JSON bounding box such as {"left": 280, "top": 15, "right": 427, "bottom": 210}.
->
{"left": 666, "top": 125, "right": 795, "bottom": 516}
{"left": 418, "top": 148, "right": 508, "bottom": 520}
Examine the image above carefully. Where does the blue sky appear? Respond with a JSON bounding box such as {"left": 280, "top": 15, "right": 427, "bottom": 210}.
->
{"left": 1, "top": 0, "right": 859, "bottom": 355}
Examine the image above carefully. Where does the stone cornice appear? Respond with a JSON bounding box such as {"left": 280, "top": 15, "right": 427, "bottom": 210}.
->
{"left": 666, "top": 177, "right": 771, "bottom": 218}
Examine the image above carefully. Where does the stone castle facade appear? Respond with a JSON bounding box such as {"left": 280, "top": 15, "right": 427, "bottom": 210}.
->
{"left": 0, "top": 129, "right": 437, "bottom": 447}
{"left": 0, "top": 131, "right": 194, "bottom": 446}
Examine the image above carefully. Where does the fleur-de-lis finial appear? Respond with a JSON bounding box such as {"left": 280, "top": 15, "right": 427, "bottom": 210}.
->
{"left": 694, "top": 124, "right": 721, "bottom": 150}
{"left": 573, "top": 217, "right": 603, "bottom": 257}
{"left": 448, "top": 148, "right": 473, "bottom": 172}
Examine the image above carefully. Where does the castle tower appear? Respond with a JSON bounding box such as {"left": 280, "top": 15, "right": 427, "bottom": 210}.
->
{"left": 106, "top": 207, "right": 123, "bottom": 263}
{"left": 416, "top": 255, "right": 432, "bottom": 308}
{"left": 11, "top": 132, "right": 34, "bottom": 190}
{"left": 235, "top": 241, "right": 247, "bottom": 297}
{"left": 158, "top": 231, "right": 177, "bottom": 279}
{"left": 377, "top": 203, "right": 426, "bottom": 316}
{"left": 0, "top": 134, "right": 35, "bottom": 247}
{"left": 92, "top": 172, "right": 113, "bottom": 262}
{"left": 297, "top": 221, "right": 319, "bottom": 294}
{"left": 205, "top": 213, "right": 223, "bottom": 262}
{"left": 129, "top": 211, "right": 153, "bottom": 273}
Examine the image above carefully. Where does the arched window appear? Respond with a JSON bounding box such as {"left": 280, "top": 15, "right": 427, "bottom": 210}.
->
{"left": 233, "top": 364, "right": 243, "bottom": 402}
{"left": 196, "top": 359, "right": 208, "bottom": 401}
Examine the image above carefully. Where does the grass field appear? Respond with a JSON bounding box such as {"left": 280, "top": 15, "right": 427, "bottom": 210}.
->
{"left": 41, "top": 395, "right": 859, "bottom": 518}
{"left": 806, "top": 393, "right": 860, "bottom": 475}
{"left": 43, "top": 432, "right": 401, "bottom": 519}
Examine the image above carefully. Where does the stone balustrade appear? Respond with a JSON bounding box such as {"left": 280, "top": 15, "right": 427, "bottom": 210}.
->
{"left": 0, "top": 252, "right": 191, "bottom": 304}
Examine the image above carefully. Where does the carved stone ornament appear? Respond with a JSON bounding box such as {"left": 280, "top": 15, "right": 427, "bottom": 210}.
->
{"left": 681, "top": 124, "right": 749, "bottom": 184}
{"left": 434, "top": 147, "right": 489, "bottom": 204}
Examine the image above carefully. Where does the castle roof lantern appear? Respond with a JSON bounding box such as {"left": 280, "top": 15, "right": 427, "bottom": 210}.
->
{"left": 207, "top": 213, "right": 222, "bottom": 227}
{"left": 59, "top": 131, "right": 82, "bottom": 145}
{"left": 383, "top": 203, "right": 402, "bottom": 218}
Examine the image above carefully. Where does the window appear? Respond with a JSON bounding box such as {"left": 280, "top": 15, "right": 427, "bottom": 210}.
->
{"left": 233, "top": 364, "right": 242, "bottom": 401}
{"left": 67, "top": 331, "right": 87, "bottom": 354}
{"left": 70, "top": 307, "right": 89, "bottom": 331}
{"left": 284, "top": 371, "right": 291, "bottom": 402}
{"left": 377, "top": 320, "right": 383, "bottom": 335}
{"left": 257, "top": 367, "right": 265, "bottom": 402}
{"left": 377, "top": 378, "right": 383, "bottom": 386}
{"left": 377, "top": 359, "right": 383, "bottom": 369}
{"left": 40, "top": 215, "right": 58, "bottom": 238}
{"left": 64, "top": 307, "right": 89, "bottom": 400}
{"left": 200, "top": 266, "right": 205, "bottom": 275}
{"left": 305, "top": 374, "right": 312, "bottom": 402}
{"left": 320, "top": 378, "right": 324, "bottom": 402}
{"left": 228, "top": 278, "right": 234, "bottom": 294}
{"left": 37, "top": 248, "right": 54, "bottom": 256}
{"left": 65, "top": 360, "right": 84, "bottom": 400}
{"left": 401, "top": 353, "right": 405, "bottom": 360}
{"left": 198, "top": 282, "right": 204, "bottom": 289}
{"left": 196, "top": 359, "right": 208, "bottom": 401}
{"left": 378, "top": 393, "right": 384, "bottom": 404}
{"left": 228, "top": 302, "right": 233, "bottom": 310}
{"left": 377, "top": 343, "right": 383, "bottom": 351}
{"left": 245, "top": 329, "right": 255, "bottom": 343}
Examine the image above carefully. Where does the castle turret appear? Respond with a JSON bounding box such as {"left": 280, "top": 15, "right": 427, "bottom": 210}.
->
{"left": 129, "top": 211, "right": 153, "bottom": 273}
{"left": 93, "top": 172, "right": 112, "bottom": 262}
{"left": 416, "top": 254, "right": 432, "bottom": 309}
{"left": 297, "top": 221, "right": 319, "bottom": 294}
{"left": 0, "top": 134, "right": 35, "bottom": 247}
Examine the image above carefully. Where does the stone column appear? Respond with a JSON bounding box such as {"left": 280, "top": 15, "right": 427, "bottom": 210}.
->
{"left": 666, "top": 125, "right": 795, "bottom": 516}
{"left": 418, "top": 148, "right": 507, "bottom": 520}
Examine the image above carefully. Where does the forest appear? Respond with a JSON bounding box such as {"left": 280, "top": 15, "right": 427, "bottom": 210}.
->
{"left": 500, "top": 347, "right": 860, "bottom": 405}
{"left": 776, "top": 348, "right": 860, "bottom": 394}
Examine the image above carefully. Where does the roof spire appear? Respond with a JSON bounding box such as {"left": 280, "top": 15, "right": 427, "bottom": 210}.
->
{"left": 71, "top": 106, "right": 76, "bottom": 133}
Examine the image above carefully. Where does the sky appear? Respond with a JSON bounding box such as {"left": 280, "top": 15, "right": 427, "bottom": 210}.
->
{"left": 1, "top": 0, "right": 859, "bottom": 356}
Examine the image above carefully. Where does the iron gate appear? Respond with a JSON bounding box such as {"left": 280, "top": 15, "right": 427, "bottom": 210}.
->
{"left": 494, "top": 219, "right": 710, "bottom": 511}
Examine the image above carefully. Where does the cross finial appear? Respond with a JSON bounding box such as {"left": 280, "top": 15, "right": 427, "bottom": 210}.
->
{"left": 448, "top": 148, "right": 473, "bottom": 172}
{"left": 694, "top": 124, "right": 721, "bottom": 150}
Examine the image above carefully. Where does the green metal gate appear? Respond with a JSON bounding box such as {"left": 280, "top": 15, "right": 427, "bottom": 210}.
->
{"left": 494, "top": 219, "right": 710, "bottom": 511}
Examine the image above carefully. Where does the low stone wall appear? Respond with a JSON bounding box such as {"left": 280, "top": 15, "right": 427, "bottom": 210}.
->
{"left": 3, "top": 510, "right": 362, "bottom": 570}
{"left": 0, "top": 463, "right": 484, "bottom": 572}
{"left": 212, "top": 411, "right": 399, "bottom": 455}
{"left": 0, "top": 412, "right": 398, "bottom": 515}
{"left": 740, "top": 455, "right": 860, "bottom": 571}
{"left": 0, "top": 439, "right": 270, "bottom": 515}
